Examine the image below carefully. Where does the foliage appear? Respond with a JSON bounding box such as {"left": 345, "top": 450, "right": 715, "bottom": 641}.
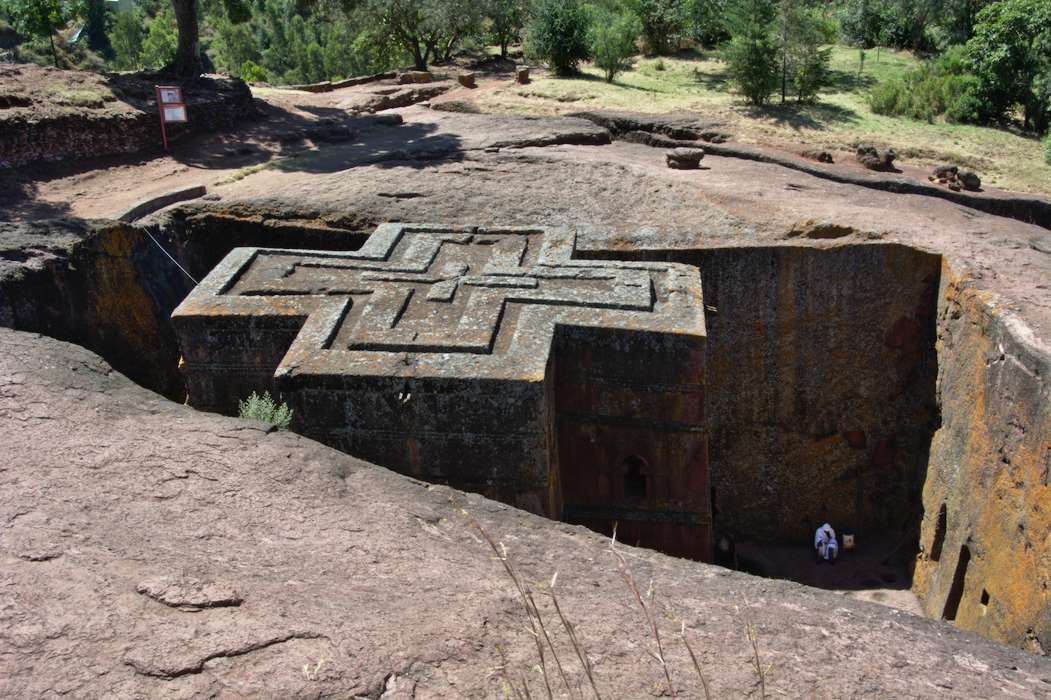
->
{"left": 110, "top": 9, "right": 144, "bottom": 69}
{"left": 240, "top": 58, "right": 266, "bottom": 81}
{"left": 83, "top": 0, "right": 110, "bottom": 54}
{"left": 363, "top": 0, "right": 481, "bottom": 70}
{"left": 776, "top": 1, "right": 834, "bottom": 103}
{"left": 628, "top": 0, "right": 684, "bottom": 55}
{"left": 681, "top": 0, "right": 728, "bottom": 47}
{"left": 0, "top": 0, "right": 85, "bottom": 65}
{"left": 140, "top": 6, "right": 177, "bottom": 69}
{"left": 868, "top": 46, "right": 982, "bottom": 122}
{"left": 589, "top": 4, "right": 641, "bottom": 82}
{"left": 485, "top": 0, "right": 525, "bottom": 57}
{"left": 839, "top": 0, "right": 888, "bottom": 49}
{"left": 723, "top": 0, "right": 779, "bottom": 104}
{"left": 238, "top": 391, "right": 293, "bottom": 429}
{"left": 966, "top": 0, "right": 1051, "bottom": 132}
{"left": 526, "top": 0, "right": 590, "bottom": 75}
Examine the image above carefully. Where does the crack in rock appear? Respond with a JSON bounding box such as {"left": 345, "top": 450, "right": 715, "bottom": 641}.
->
{"left": 123, "top": 631, "right": 324, "bottom": 679}
{"left": 135, "top": 575, "right": 243, "bottom": 611}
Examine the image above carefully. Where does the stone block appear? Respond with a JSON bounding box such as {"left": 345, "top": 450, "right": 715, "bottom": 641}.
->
{"left": 172, "top": 224, "right": 711, "bottom": 560}
{"left": 398, "top": 71, "right": 432, "bottom": 84}
{"left": 457, "top": 72, "right": 477, "bottom": 88}
{"left": 666, "top": 147, "right": 705, "bottom": 170}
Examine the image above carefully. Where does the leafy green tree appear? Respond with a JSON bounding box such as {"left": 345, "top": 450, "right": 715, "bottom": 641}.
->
{"left": 526, "top": 0, "right": 590, "bottom": 75}
{"left": 966, "top": 0, "right": 1051, "bottom": 132}
{"left": 776, "top": 2, "right": 833, "bottom": 103}
{"left": 171, "top": 0, "right": 250, "bottom": 77}
{"left": 723, "top": 0, "right": 778, "bottom": 105}
{"left": 681, "top": 0, "right": 728, "bottom": 47}
{"left": 628, "top": 0, "right": 684, "bottom": 55}
{"left": 84, "top": 0, "right": 110, "bottom": 54}
{"left": 839, "top": 0, "right": 887, "bottom": 49}
{"left": 485, "top": 0, "right": 526, "bottom": 58}
{"left": 0, "top": 0, "right": 85, "bottom": 66}
{"left": 589, "top": 5, "right": 641, "bottom": 81}
{"left": 363, "top": 0, "right": 478, "bottom": 71}
{"left": 110, "top": 8, "right": 145, "bottom": 69}
{"left": 240, "top": 58, "right": 267, "bottom": 81}
{"left": 141, "top": 6, "right": 177, "bottom": 68}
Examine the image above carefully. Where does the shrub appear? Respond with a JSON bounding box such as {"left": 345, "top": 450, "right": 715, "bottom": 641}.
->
{"left": 590, "top": 8, "right": 641, "bottom": 82}
{"left": 723, "top": 0, "right": 779, "bottom": 105}
{"left": 868, "top": 48, "right": 982, "bottom": 123}
{"left": 654, "top": 57, "right": 665, "bottom": 71}
{"left": 238, "top": 391, "right": 293, "bottom": 429}
{"left": 240, "top": 59, "right": 267, "bottom": 82}
{"left": 526, "top": 0, "right": 590, "bottom": 75}
{"left": 1045, "top": 134, "right": 1051, "bottom": 166}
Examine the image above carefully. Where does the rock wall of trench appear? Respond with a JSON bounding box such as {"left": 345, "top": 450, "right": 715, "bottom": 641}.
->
{"left": 913, "top": 262, "right": 1051, "bottom": 653}
{"left": 587, "top": 243, "right": 942, "bottom": 545}
{"left": 0, "top": 213, "right": 368, "bottom": 402}
{"left": 2, "top": 217, "right": 1048, "bottom": 654}
{"left": 0, "top": 220, "right": 192, "bottom": 399}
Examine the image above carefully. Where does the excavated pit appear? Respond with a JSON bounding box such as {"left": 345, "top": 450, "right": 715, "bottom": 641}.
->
{"left": 0, "top": 211, "right": 1047, "bottom": 655}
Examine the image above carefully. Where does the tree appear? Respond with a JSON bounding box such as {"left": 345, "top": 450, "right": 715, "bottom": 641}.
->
{"left": 363, "top": 0, "right": 479, "bottom": 71}
{"left": 590, "top": 5, "right": 641, "bottom": 81}
{"left": 110, "top": 8, "right": 144, "bottom": 69}
{"left": 682, "top": 0, "right": 728, "bottom": 47}
{"left": 723, "top": 0, "right": 778, "bottom": 105}
{"left": 966, "top": 0, "right": 1051, "bottom": 132}
{"left": 629, "top": 0, "right": 684, "bottom": 55}
{"left": 0, "top": 0, "right": 85, "bottom": 66}
{"left": 486, "top": 0, "right": 526, "bottom": 58}
{"left": 171, "top": 0, "right": 250, "bottom": 78}
{"left": 776, "top": 1, "right": 833, "bottom": 103}
{"left": 141, "top": 6, "right": 177, "bottom": 68}
{"left": 526, "top": 0, "right": 590, "bottom": 75}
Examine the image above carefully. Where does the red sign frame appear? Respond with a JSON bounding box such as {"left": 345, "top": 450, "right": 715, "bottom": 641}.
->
{"left": 155, "top": 85, "right": 188, "bottom": 151}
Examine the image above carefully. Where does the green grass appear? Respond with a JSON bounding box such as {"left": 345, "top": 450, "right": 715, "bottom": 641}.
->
{"left": 479, "top": 46, "right": 1051, "bottom": 196}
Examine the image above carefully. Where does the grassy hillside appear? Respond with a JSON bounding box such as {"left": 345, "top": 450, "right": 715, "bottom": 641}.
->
{"left": 476, "top": 46, "right": 1051, "bottom": 196}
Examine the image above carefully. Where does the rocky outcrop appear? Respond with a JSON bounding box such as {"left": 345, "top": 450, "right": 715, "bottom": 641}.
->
{"left": 572, "top": 110, "right": 731, "bottom": 143}
{"left": 666, "top": 147, "right": 705, "bottom": 169}
{"left": 930, "top": 165, "right": 982, "bottom": 192}
{"left": 0, "top": 65, "right": 256, "bottom": 167}
{"left": 339, "top": 84, "right": 451, "bottom": 113}
{"left": 856, "top": 144, "right": 898, "bottom": 172}
{"left": 1, "top": 326, "right": 1049, "bottom": 698}
{"left": 913, "top": 263, "right": 1051, "bottom": 653}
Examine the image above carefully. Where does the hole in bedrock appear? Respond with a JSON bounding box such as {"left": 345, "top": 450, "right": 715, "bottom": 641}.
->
{"left": 16, "top": 216, "right": 943, "bottom": 608}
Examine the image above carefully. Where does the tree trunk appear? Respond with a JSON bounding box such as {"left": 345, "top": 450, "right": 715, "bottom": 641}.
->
{"left": 411, "top": 41, "right": 426, "bottom": 71}
{"left": 49, "top": 34, "right": 59, "bottom": 67}
{"left": 172, "top": 0, "right": 202, "bottom": 78}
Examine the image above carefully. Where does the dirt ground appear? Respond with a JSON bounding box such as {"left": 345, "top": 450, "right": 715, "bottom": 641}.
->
{"left": 735, "top": 537, "right": 926, "bottom": 616}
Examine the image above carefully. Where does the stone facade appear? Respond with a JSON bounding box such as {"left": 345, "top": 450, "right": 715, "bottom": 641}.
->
{"left": 172, "top": 224, "right": 710, "bottom": 560}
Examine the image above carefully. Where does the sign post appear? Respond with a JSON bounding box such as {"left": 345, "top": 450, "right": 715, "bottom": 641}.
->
{"left": 155, "top": 85, "right": 188, "bottom": 151}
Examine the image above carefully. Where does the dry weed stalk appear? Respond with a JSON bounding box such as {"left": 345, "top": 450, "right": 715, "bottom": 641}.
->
{"left": 738, "top": 598, "right": 768, "bottom": 699}
{"left": 680, "top": 622, "right": 711, "bottom": 700}
{"left": 547, "top": 573, "right": 603, "bottom": 700}
{"left": 469, "top": 512, "right": 585, "bottom": 699}
{"left": 610, "top": 529, "right": 677, "bottom": 700}
{"left": 497, "top": 644, "right": 528, "bottom": 700}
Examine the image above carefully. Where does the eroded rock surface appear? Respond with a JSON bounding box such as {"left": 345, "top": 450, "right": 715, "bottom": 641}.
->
{"left": 2, "top": 328, "right": 1050, "bottom": 698}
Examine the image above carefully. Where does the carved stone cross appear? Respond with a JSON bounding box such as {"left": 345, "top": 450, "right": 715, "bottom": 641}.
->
{"left": 173, "top": 224, "right": 712, "bottom": 560}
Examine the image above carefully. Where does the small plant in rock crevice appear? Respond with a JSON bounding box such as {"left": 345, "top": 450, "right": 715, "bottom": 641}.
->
{"left": 238, "top": 390, "right": 293, "bottom": 429}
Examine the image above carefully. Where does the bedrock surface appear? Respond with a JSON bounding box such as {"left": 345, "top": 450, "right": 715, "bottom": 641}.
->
{"left": 1, "top": 328, "right": 1050, "bottom": 699}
